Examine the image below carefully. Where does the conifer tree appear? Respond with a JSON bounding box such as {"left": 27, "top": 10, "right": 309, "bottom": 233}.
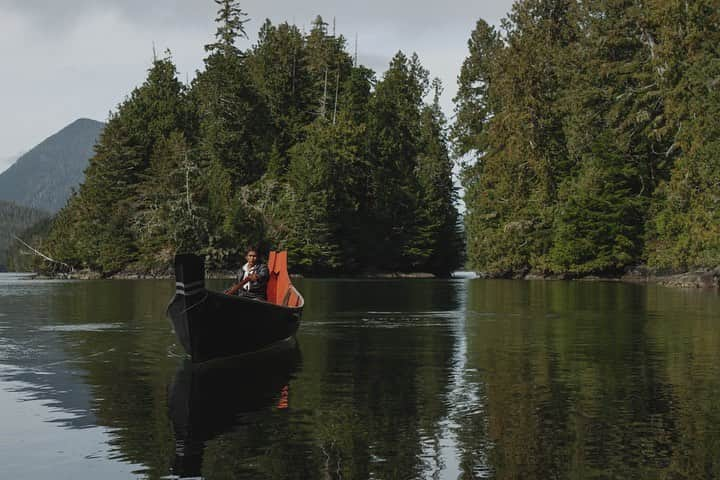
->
{"left": 191, "top": 0, "right": 271, "bottom": 265}
{"left": 366, "top": 52, "right": 429, "bottom": 270}
{"left": 456, "top": 0, "right": 578, "bottom": 275}
{"left": 246, "top": 20, "right": 310, "bottom": 175}
{"left": 47, "top": 54, "right": 188, "bottom": 273}
{"left": 416, "top": 80, "right": 463, "bottom": 275}
{"left": 646, "top": 0, "right": 720, "bottom": 269}
{"left": 304, "top": 16, "right": 354, "bottom": 122}
{"left": 550, "top": 0, "right": 666, "bottom": 273}
{"left": 451, "top": 18, "right": 502, "bottom": 161}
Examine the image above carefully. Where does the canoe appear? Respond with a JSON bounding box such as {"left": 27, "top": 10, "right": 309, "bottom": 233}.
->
{"left": 166, "top": 251, "right": 304, "bottom": 363}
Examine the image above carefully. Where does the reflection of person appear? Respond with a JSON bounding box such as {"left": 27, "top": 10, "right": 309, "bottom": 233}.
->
{"left": 224, "top": 247, "right": 269, "bottom": 300}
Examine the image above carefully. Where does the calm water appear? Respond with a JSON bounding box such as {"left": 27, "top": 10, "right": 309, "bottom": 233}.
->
{"left": 0, "top": 273, "right": 719, "bottom": 479}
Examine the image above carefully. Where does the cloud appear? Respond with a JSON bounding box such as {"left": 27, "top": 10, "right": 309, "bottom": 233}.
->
{"left": 0, "top": 0, "right": 515, "bottom": 159}
{"left": 2, "top": 0, "right": 214, "bottom": 32}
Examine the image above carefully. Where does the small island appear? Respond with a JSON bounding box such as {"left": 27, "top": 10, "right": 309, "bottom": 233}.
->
{"left": 2, "top": 0, "right": 719, "bottom": 287}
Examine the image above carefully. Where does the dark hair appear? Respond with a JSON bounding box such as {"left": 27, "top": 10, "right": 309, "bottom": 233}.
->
{"left": 246, "top": 245, "right": 260, "bottom": 255}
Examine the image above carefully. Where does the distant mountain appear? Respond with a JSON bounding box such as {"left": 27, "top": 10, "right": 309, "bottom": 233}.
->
{"left": 0, "top": 152, "right": 22, "bottom": 174}
{"left": 0, "top": 118, "right": 104, "bottom": 213}
{"left": 0, "top": 200, "right": 50, "bottom": 271}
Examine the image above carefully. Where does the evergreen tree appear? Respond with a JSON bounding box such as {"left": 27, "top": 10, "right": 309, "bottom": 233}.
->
{"left": 457, "top": 0, "right": 578, "bottom": 276}
{"left": 303, "top": 16, "right": 354, "bottom": 122}
{"left": 277, "top": 114, "right": 367, "bottom": 272}
{"left": 416, "top": 80, "right": 463, "bottom": 275}
{"left": 341, "top": 65, "right": 375, "bottom": 126}
{"left": 549, "top": 0, "right": 666, "bottom": 273}
{"left": 366, "top": 52, "right": 429, "bottom": 270}
{"left": 246, "top": 20, "right": 310, "bottom": 174}
{"left": 134, "top": 132, "right": 208, "bottom": 267}
{"left": 646, "top": 0, "right": 720, "bottom": 269}
{"left": 550, "top": 136, "right": 647, "bottom": 273}
{"left": 191, "top": 0, "right": 272, "bottom": 266}
{"left": 451, "top": 18, "right": 502, "bottom": 161}
{"left": 47, "top": 53, "right": 188, "bottom": 274}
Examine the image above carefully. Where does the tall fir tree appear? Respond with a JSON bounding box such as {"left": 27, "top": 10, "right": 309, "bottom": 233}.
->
{"left": 303, "top": 16, "right": 354, "bottom": 122}
{"left": 366, "top": 52, "right": 429, "bottom": 270}
{"left": 416, "top": 80, "right": 463, "bottom": 275}
{"left": 246, "top": 20, "right": 310, "bottom": 174}
{"left": 549, "top": 0, "right": 666, "bottom": 273}
{"left": 646, "top": 0, "right": 720, "bottom": 270}
{"left": 191, "top": 0, "right": 272, "bottom": 266}
{"left": 46, "top": 54, "right": 189, "bottom": 274}
{"left": 456, "top": 0, "right": 578, "bottom": 276}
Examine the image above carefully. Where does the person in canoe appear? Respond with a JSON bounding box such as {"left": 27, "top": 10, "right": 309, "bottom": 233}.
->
{"left": 224, "top": 246, "right": 269, "bottom": 300}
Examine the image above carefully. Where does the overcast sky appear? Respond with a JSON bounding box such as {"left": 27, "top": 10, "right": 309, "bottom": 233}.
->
{"left": 0, "top": 0, "right": 515, "bottom": 172}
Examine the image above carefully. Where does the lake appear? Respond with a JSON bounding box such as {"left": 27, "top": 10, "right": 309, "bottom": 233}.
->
{"left": 0, "top": 273, "right": 719, "bottom": 479}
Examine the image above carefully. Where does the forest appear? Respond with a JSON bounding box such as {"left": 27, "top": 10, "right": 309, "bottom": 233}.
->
{"left": 26, "top": 0, "right": 720, "bottom": 277}
{"left": 454, "top": 0, "right": 720, "bottom": 276}
{"left": 39, "top": 0, "right": 462, "bottom": 276}
{"left": 0, "top": 201, "right": 49, "bottom": 271}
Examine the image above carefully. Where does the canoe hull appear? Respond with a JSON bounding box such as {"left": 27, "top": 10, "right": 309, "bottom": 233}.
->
{"left": 167, "top": 291, "right": 301, "bottom": 363}
{"left": 167, "top": 254, "right": 303, "bottom": 363}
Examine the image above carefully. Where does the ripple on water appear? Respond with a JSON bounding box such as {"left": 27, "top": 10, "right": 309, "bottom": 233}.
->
{"left": 36, "top": 323, "right": 125, "bottom": 333}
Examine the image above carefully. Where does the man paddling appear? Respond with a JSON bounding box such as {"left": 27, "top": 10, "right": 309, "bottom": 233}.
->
{"left": 224, "top": 247, "right": 269, "bottom": 300}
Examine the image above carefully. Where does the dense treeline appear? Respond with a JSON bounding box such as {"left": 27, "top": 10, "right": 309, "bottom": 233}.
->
{"left": 0, "top": 201, "right": 49, "bottom": 271}
{"left": 43, "top": 0, "right": 462, "bottom": 276}
{"left": 454, "top": 0, "right": 720, "bottom": 276}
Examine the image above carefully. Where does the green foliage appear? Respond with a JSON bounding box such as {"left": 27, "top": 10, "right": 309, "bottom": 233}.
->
{"left": 457, "top": 0, "right": 578, "bottom": 276}
{"left": 45, "top": 53, "right": 191, "bottom": 274}
{"left": 645, "top": 0, "right": 720, "bottom": 269}
{"left": 550, "top": 140, "right": 647, "bottom": 274}
{"left": 41, "top": 6, "right": 460, "bottom": 276}
{"left": 415, "top": 81, "right": 463, "bottom": 275}
{"left": 456, "top": 0, "right": 719, "bottom": 276}
{"left": 366, "top": 52, "right": 428, "bottom": 270}
{"left": 246, "top": 20, "right": 310, "bottom": 172}
{"left": 205, "top": 0, "right": 249, "bottom": 57}
{"left": 451, "top": 18, "right": 502, "bottom": 160}
{"left": 0, "top": 201, "right": 50, "bottom": 271}
{"left": 281, "top": 116, "right": 368, "bottom": 273}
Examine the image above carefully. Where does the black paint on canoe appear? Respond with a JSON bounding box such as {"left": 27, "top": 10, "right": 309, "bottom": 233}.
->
{"left": 167, "top": 254, "right": 304, "bottom": 363}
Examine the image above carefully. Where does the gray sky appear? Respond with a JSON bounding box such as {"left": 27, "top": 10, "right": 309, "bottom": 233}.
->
{"left": 0, "top": 0, "right": 515, "bottom": 172}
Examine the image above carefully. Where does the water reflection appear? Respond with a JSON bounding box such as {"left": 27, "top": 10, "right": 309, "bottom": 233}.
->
{"left": 458, "top": 280, "right": 719, "bottom": 479}
{"left": 169, "top": 343, "right": 302, "bottom": 478}
{"left": 0, "top": 276, "right": 719, "bottom": 479}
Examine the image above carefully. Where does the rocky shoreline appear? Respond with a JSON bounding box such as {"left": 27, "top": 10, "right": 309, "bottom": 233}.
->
{"left": 622, "top": 268, "right": 719, "bottom": 289}
{"left": 521, "top": 267, "right": 720, "bottom": 289}
{"left": 28, "top": 266, "right": 720, "bottom": 290}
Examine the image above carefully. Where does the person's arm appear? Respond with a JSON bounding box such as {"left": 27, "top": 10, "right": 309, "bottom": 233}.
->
{"left": 255, "top": 264, "right": 269, "bottom": 284}
{"left": 224, "top": 275, "right": 252, "bottom": 295}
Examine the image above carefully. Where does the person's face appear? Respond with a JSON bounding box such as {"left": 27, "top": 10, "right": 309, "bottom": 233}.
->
{"left": 246, "top": 251, "right": 258, "bottom": 267}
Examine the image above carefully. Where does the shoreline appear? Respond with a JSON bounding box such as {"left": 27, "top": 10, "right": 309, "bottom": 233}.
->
{"left": 7, "top": 267, "right": 718, "bottom": 290}
{"left": 525, "top": 268, "right": 720, "bottom": 289}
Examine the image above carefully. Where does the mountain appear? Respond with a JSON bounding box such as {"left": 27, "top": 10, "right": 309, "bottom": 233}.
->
{"left": 0, "top": 118, "right": 104, "bottom": 213}
{"left": 0, "top": 152, "right": 22, "bottom": 174}
{"left": 0, "top": 201, "right": 50, "bottom": 271}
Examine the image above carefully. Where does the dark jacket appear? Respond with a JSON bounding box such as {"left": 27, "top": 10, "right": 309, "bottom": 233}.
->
{"left": 237, "top": 263, "right": 269, "bottom": 300}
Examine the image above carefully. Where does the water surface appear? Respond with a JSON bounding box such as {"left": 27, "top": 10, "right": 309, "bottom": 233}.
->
{"left": 0, "top": 273, "right": 718, "bottom": 479}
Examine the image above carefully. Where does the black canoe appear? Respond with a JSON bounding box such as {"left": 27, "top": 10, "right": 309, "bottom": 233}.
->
{"left": 166, "top": 251, "right": 304, "bottom": 363}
